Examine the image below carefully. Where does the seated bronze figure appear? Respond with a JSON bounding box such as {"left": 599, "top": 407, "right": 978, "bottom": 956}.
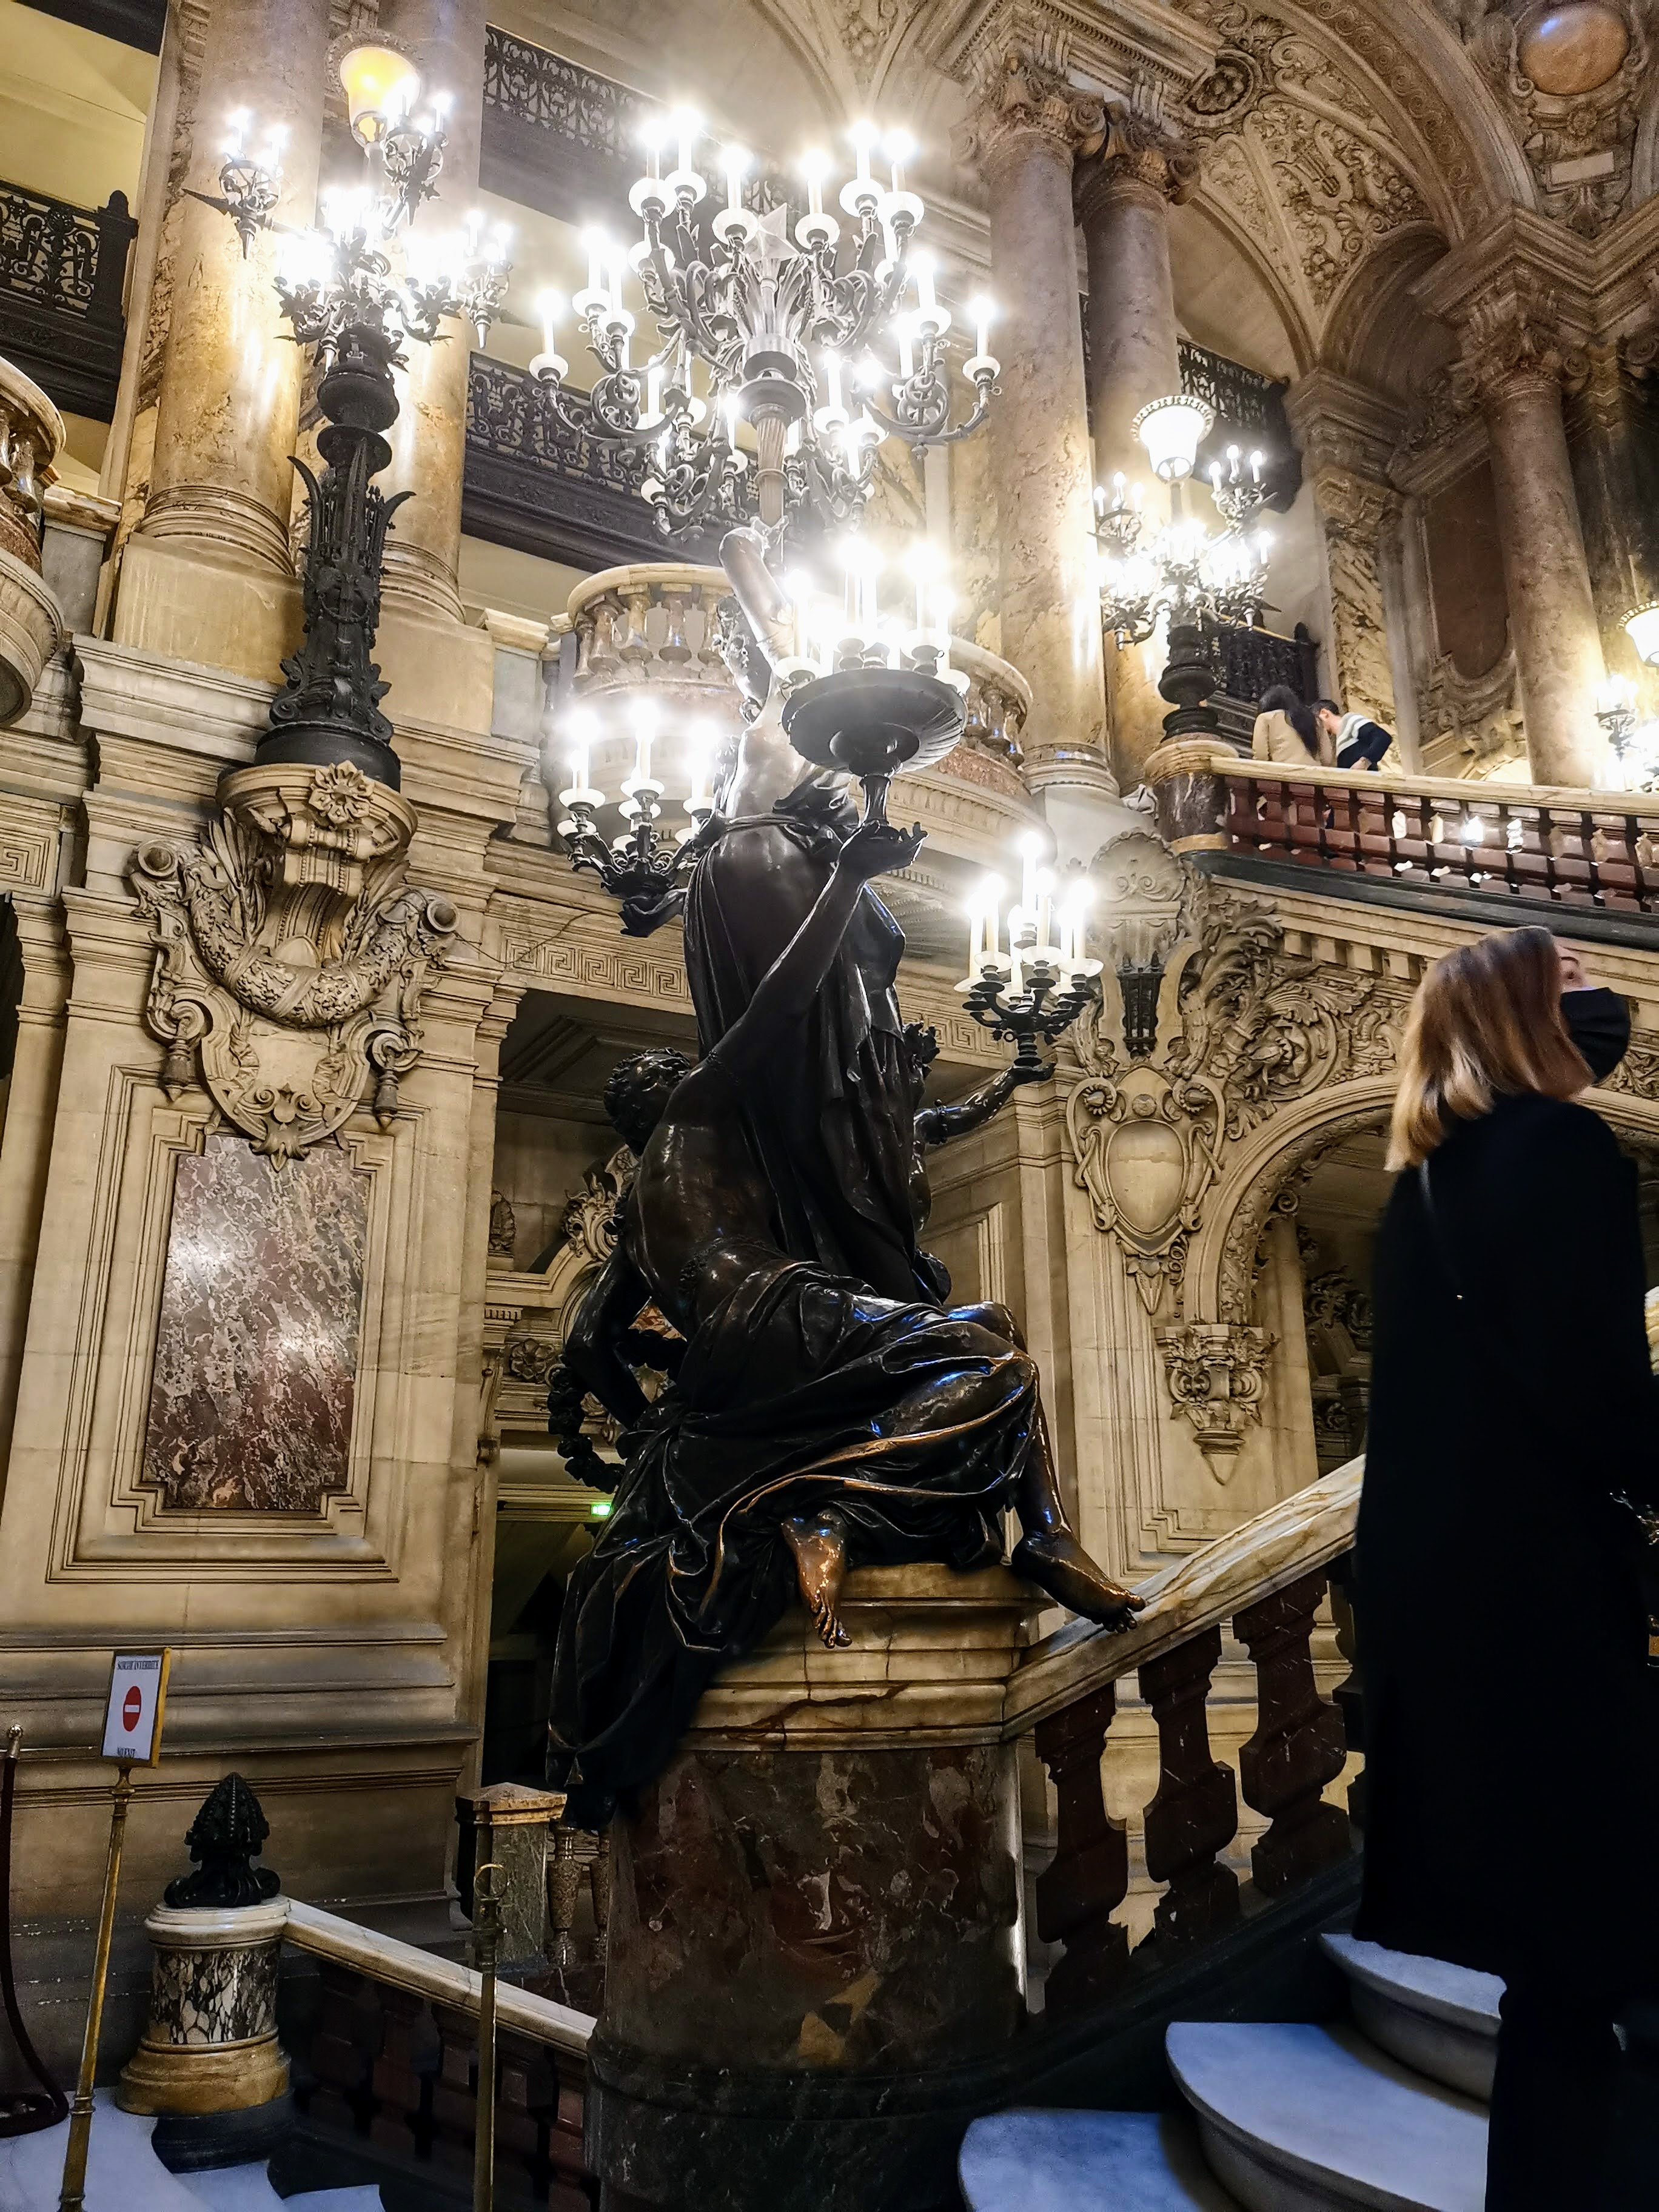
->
{"left": 550, "top": 816, "right": 1141, "bottom": 1812}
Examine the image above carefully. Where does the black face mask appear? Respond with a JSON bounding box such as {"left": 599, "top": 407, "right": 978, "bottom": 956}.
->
{"left": 1562, "top": 987, "right": 1631, "bottom": 1082}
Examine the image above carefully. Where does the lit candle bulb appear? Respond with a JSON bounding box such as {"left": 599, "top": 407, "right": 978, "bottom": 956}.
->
{"left": 1036, "top": 868, "right": 1054, "bottom": 962}
{"left": 981, "top": 876, "right": 1004, "bottom": 969}
{"left": 1019, "top": 833, "right": 1041, "bottom": 924}
{"left": 585, "top": 231, "right": 606, "bottom": 297}
{"left": 931, "top": 585, "right": 954, "bottom": 679}
{"left": 626, "top": 702, "right": 657, "bottom": 789}
{"left": 803, "top": 150, "right": 828, "bottom": 218}
{"left": 671, "top": 107, "right": 701, "bottom": 176}
{"left": 560, "top": 709, "right": 600, "bottom": 804}
{"left": 722, "top": 144, "right": 748, "bottom": 213}
{"left": 642, "top": 114, "right": 665, "bottom": 183}
{"left": 224, "top": 107, "right": 249, "bottom": 158}
{"left": 538, "top": 290, "right": 563, "bottom": 356}
{"left": 1251, "top": 451, "right": 1264, "bottom": 484}
{"left": 852, "top": 119, "right": 876, "bottom": 186}
{"left": 968, "top": 295, "right": 994, "bottom": 363}
{"left": 685, "top": 722, "right": 717, "bottom": 814}
{"left": 913, "top": 253, "right": 937, "bottom": 321}
{"left": 898, "top": 321, "right": 914, "bottom": 381}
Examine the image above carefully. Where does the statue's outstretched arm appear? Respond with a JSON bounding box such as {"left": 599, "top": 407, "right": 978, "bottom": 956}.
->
{"left": 563, "top": 1239, "right": 653, "bottom": 1426}
{"left": 714, "top": 819, "right": 924, "bottom": 1081}
{"left": 915, "top": 1060, "right": 1053, "bottom": 1149}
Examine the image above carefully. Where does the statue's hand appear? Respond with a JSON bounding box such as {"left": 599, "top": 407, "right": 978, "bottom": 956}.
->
{"left": 836, "top": 819, "right": 925, "bottom": 883}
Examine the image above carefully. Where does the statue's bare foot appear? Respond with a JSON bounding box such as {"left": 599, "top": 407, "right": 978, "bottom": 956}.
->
{"left": 782, "top": 1512, "right": 851, "bottom": 1649}
{"left": 1012, "top": 1530, "right": 1146, "bottom": 1631}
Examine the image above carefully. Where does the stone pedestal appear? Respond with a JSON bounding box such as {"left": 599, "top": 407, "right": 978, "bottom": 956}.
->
{"left": 460, "top": 1779, "right": 566, "bottom": 1976}
{"left": 586, "top": 1565, "right": 1037, "bottom": 2212}
{"left": 116, "top": 1899, "right": 290, "bottom": 2165}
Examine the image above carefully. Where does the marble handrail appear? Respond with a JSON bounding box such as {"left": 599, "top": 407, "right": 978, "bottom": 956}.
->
{"left": 1160, "top": 740, "right": 1659, "bottom": 816}
{"left": 1002, "top": 1456, "right": 1363, "bottom": 1738}
{"left": 283, "top": 1897, "right": 594, "bottom": 2056}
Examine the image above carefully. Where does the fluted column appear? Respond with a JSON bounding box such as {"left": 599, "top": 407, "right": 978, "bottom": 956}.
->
{"left": 1075, "top": 94, "right": 1196, "bottom": 787}
{"left": 958, "top": 33, "right": 1110, "bottom": 780}
{"left": 1450, "top": 283, "right": 1605, "bottom": 786}
{"left": 376, "top": 0, "right": 486, "bottom": 625}
{"left": 138, "top": 0, "right": 330, "bottom": 575}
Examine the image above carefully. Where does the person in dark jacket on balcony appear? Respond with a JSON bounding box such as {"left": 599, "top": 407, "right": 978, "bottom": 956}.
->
{"left": 1315, "top": 695, "right": 1393, "bottom": 769}
{"left": 1358, "top": 925, "right": 1659, "bottom": 2212}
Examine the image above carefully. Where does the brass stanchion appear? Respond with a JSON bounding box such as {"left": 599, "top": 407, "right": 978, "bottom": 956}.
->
{"left": 58, "top": 1760, "right": 134, "bottom": 2212}
{"left": 472, "top": 1855, "right": 502, "bottom": 2212}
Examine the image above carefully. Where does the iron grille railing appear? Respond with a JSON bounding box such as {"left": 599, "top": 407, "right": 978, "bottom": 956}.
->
{"left": 0, "top": 183, "right": 134, "bottom": 420}
{"left": 1205, "top": 616, "right": 1319, "bottom": 707}
{"left": 464, "top": 353, "right": 716, "bottom": 571}
{"left": 481, "top": 25, "right": 802, "bottom": 227}
{"left": 1179, "top": 341, "right": 1280, "bottom": 438}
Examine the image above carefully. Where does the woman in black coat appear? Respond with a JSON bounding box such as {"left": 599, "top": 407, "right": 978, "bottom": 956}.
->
{"left": 1356, "top": 925, "right": 1658, "bottom": 2212}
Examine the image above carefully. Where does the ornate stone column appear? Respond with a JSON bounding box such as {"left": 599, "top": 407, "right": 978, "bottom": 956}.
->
{"left": 1284, "top": 372, "right": 1403, "bottom": 738}
{"left": 1413, "top": 253, "right": 1606, "bottom": 788}
{"left": 132, "top": 0, "right": 330, "bottom": 590}
{"left": 957, "top": 28, "right": 1111, "bottom": 788}
{"left": 376, "top": 0, "right": 486, "bottom": 625}
{"left": 1075, "top": 85, "right": 1198, "bottom": 788}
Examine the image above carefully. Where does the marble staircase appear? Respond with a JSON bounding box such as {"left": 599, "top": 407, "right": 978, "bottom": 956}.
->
{"left": 960, "top": 1936, "right": 1503, "bottom": 2211}
{"left": 0, "top": 2094, "right": 384, "bottom": 2212}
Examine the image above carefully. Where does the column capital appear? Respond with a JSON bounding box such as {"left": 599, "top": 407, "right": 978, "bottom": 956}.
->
{"left": 1283, "top": 369, "right": 1404, "bottom": 488}
{"left": 953, "top": 8, "right": 1107, "bottom": 183}
{"left": 1449, "top": 272, "right": 1590, "bottom": 409}
{"left": 1074, "top": 75, "right": 1201, "bottom": 221}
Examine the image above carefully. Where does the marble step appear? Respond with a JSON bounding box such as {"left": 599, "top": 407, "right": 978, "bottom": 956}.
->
{"left": 0, "top": 2096, "right": 383, "bottom": 2212}
{"left": 1166, "top": 2020, "right": 1488, "bottom": 2212}
{"left": 959, "top": 2108, "right": 1243, "bottom": 2210}
{"left": 1321, "top": 1935, "right": 1502, "bottom": 2102}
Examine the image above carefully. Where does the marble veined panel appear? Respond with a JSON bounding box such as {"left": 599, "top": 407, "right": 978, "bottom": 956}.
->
{"left": 141, "top": 1133, "right": 368, "bottom": 1511}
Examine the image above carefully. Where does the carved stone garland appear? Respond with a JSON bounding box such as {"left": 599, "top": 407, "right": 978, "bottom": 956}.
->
{"left": 131, "top": 760, "right": 457, "bottom": 1162}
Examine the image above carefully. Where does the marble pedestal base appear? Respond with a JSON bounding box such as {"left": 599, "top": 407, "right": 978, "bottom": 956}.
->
{"left": 587, "top": 1565, "right": 1036, "bottom": 2212}
{"left": 117, "top": 1899, "right": 290, "bottom": 2161}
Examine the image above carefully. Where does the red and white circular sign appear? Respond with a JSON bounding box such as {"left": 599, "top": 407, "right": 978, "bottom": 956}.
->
{"left": 122, "top": 1684, "right": 142, "bottom": 1731}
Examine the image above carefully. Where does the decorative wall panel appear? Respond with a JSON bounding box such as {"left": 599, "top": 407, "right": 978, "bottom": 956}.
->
{"left": 141, "top": 1133, "right": 367, "bottom": 1512}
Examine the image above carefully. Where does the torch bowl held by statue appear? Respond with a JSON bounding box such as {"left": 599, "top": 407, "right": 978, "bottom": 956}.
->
{"left": 782, "top": 668, "right": 966, "bottom": 786}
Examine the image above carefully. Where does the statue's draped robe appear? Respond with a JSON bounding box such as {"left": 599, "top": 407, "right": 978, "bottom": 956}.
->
{"left": 548, "top": 790, "right": 1022, "bottom": 1815}
{"left": 681, "top": 788, "right": 932, "bottom": 1304}
{"left": 550, "top": 1237, "right": 1036, "bottom": 1811}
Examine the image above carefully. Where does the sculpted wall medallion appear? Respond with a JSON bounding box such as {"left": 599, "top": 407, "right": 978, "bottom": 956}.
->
{"left": 131, "top": 760, "right": 457, "bottom": 1162}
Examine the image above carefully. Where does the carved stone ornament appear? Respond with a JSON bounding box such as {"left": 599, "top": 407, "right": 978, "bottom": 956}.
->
{"left": 560, "top": 1144, "right": 635, "bottom": 1264}
{"left": 1450, "top": 275, "right": 1590, "bottom": 410}
{"left": 131, "top": 760, "right": 458, "bottom": 1162}
{"left": 488, "top": 1187, "right": 517, "bottom": 1261}
{"left": 1155, "top": 1319, "right": 1275, "bottom": 1472}
{"left": 1068, "top": 865, "right": 1398, "bottom": 1316}
{"left": 953, "top": 6, "right": 1107, "bottom": 176}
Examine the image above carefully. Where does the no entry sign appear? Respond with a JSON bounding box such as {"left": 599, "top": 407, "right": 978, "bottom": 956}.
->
{"left": 101, "top": 1651, "right": 171, "bottom": 1765}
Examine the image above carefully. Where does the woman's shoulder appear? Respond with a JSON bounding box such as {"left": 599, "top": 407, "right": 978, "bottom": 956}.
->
{"left": 1467, "top": 1091, "right": 1622, "bottom": 1175}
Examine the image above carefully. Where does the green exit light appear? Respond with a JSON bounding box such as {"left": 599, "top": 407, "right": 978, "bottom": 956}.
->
{"left": 589, "top": 1497, "right": 613, "bottom": 1518}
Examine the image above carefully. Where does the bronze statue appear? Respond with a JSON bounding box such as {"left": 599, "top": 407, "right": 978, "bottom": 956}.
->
{"left": 551, "top": 819, "right": 1142, "bottom": 1813}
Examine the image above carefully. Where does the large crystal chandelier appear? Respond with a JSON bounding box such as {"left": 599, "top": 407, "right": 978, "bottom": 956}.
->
{"left": 530, "top": 115, "right": 999, "bottom": 549}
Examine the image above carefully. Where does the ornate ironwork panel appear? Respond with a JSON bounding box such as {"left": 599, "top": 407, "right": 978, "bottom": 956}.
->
{"left": 1205, "top": 616, "right": 1320, "bottom": 709}
{"left": 463, "top": 354, "right": 716, "bottom": 571}
{"left": 481, "top": 28, "right": 802, "bottom": 230}
{"left": 1179, "top": 341, "right": 1279, "bottom": 436}
{"left": 0, "top": 182, "right": 135, "bottom": 420}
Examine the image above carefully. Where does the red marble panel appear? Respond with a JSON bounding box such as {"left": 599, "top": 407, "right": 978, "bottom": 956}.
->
{"left": 141, "top": 1133, "right": 367, "bottom": 1511}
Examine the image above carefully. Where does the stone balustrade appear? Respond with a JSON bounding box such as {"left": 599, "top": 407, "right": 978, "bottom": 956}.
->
{"left": 0, "top": 353, "right": 65, "bottom": 725}
{"left": 1146, "top": 740, "right": 1659, "bottom": 915}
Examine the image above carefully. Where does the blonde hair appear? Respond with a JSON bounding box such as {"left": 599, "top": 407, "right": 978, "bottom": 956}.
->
{"left": 1387, "top": 927, "right": 1589, "bottom": 1170}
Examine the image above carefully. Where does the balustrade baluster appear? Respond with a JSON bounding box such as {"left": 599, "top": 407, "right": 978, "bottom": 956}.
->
{"left": 429, "top": 2002, "right": 478, "bottom": 2176}
{"left": 659, "top": 589, "right": 692, "bottom": 663}
{"left": 620, "top": 588, "right": 652, "bottom": 666}
{"left": 694, "top": 584, "right": 724, "bottom": 665}
{"left": 1138, "top": 1626, "right": 1241, "bottom": 1944}
{"left": 590, "top": 1832, "right": 612, "bottom": 1968}
{"left": 367, "top": 1985, "right": 432, "bottom": 2157}
{"left": 547, "top": 1824, "right": 582, "bottom": 1978}
{"left": 1033, "top": 1684, "right": 1130, "bottom": 2011}
{"left": 303, "top": 1962, "right": 378, "bottom": 2134}
{"left": 1233, "top": 1569, "right": 1351, "bottom": 1895}
{"left": 496, "top": 2026, "right": 551, "bottom": 2200}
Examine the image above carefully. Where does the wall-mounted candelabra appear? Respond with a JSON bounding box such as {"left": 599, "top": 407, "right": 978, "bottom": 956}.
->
{"left": 1596, "top": 672, "right": 1659, "bottom": 791}
{"left": 555, "top": 703, "right": 723, "bottom": 929}
{"left": 957, "top": 837, "right": 1101, "bottom": 1069}
{"left": 528, "top": 112, "right": 997, "bottom": 552}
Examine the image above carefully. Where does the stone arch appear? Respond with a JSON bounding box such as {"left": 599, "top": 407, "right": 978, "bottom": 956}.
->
{"left": 1319, "top": 223, "right": 1453, "bottom": 400}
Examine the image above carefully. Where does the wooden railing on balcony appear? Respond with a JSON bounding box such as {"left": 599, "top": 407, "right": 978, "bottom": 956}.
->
{"left": 1148, "top": 744, "right": 1659, "bottom": 916}
{"left": 282, "top": 1899, "right": 594, "bottom": 2208}
{"left": 0, "top": 182, "right": 134, "bottom": 421}
{"left": 1003, "top": 1460, "right": 1363, "bottom": 2014}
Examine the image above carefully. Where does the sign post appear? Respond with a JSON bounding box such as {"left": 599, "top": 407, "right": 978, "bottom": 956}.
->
{"left": 59, "top": 1652, "right": 170, "bottom": 2212}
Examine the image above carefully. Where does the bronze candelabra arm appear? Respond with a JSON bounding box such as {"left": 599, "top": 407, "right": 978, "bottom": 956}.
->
{"left": 959, "top": 957, "right": 1102, "bottom": 1072}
